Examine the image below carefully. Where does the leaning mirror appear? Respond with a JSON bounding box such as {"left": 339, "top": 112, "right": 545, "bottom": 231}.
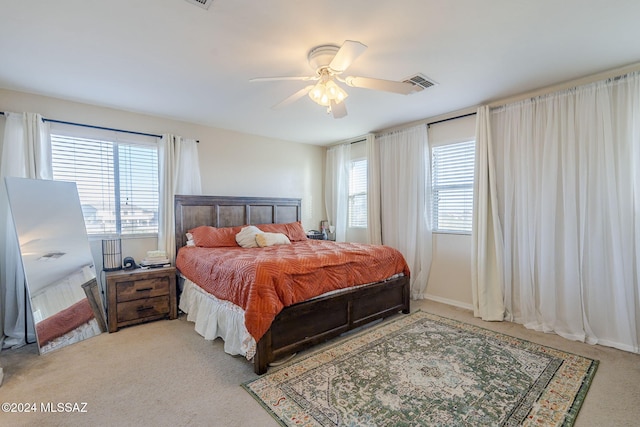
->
{"left": 4, "top": 177, "right": 107, "bottom": 354}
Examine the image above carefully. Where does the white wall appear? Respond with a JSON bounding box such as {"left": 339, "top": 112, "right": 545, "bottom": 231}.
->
{"left": 425, "top": 114, "right": 476, "bottom": 309}
{"left": 0, "top": 88, "right": 325, "bottom": 277}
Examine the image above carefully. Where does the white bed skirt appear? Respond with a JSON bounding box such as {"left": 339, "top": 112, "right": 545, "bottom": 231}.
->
{"left": 179, "top": 278, "right": 256, "bottom": 360}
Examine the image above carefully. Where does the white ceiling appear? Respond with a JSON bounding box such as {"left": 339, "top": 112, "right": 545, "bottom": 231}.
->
{"left": 1, "top": 0, "right": 640, "bottom": 145}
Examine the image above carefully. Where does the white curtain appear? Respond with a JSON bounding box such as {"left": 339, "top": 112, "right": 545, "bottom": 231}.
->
{"left": 174, "top": 138, "right": 202, "bottom": 196}
{"left": 471, "top": 106, "right": 506, "bottom": 321}
{"left": 366, "top": 134, "right": 382, "bottom": 245}
{"left": 476, "top": 72, "right": 640, "bottom": 353}
{"left": 0, "top": 112, "right": 52, "bottom": 349}
{"left": 158, "top": 135, "right": 202, "bottom": 263}
{"left": 325, "top": 143, "right": 350, "bottom": 242}
{"left": 377, "top": 125, "right": 432, "bottom": 299}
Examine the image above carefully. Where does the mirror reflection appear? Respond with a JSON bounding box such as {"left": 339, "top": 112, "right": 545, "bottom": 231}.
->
{"left": 4, "top": 177, "right": 106, "bottom": 354}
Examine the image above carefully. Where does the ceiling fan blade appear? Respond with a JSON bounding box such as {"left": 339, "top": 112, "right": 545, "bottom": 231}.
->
{"left": 329, "top": 40, "right": 367, "bottom": 73}
{"left": 251, "top": 76, "right": 317, "bottom": 82}
{"left": 272, "top": 85, "right": 314, "bottom": 109}
{"left": 330, "top": 100, "right": 347, "bottom": 119}
{"left": 344, "top": 76, "right": 422, "bottom": 95}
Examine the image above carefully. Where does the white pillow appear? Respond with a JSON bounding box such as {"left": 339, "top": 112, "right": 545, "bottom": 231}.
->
{"left": 255, "top": 232, "right": 291, "bottom": 247}
{"left": 236, "top": 225, "right": 262, "bottom": 248}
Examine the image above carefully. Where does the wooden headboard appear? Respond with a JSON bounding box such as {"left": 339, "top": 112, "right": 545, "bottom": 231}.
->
{"left": 174, "top": 195, "right": 302, "bottom": 252}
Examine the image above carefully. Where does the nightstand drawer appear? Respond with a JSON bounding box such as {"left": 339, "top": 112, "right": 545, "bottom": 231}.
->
{"left": 116, "top": 277, "right": 170, "bottom": 302}
{"left": 116, "top": 296, "right": 170, "bottom": 323}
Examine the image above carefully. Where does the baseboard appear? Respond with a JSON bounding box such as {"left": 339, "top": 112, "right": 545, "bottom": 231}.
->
{"left": 423, "top": 294, "right": 474, "bottom": 311}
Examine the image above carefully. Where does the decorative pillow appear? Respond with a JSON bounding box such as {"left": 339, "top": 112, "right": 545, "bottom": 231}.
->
{"left": 236, "top": 225, "right": 262, "bottom": 248}
{"left": 255, "top": 232, "right": 291, "bottom": 247}
{"left": 188, "top": 225, "right": 241, "bottom": 247}
{"left": 256, "top": 221, "right": 308, "bottom": 241}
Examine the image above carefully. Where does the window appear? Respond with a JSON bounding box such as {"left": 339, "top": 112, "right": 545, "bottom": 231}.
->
{"left": 432, "top": 140, "right": 475, "bottom": 234}
{"left": 348, "top": 159, "right": 367, "bottom": 228}
{"left": 51, "top": 132, "right": 159, "bottom": 236}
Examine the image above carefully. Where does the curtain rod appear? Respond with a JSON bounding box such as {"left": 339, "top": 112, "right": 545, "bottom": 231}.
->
{"left": 0, "top": 111, "right": 161, "bottom": 138}
{"left": 374, "top": 107, "right": 477, "bottom": 136}
{"left": 427, "top": 112, "right": 477, "bottom": 127}
{"left": 1, "top": 111, "right": 199, "bottom": 142}
{"left": 487, "top": 61, "right": 640, "bottom": 109}
{"left": 45, "top": 118, "right": 162, "bottom": 139}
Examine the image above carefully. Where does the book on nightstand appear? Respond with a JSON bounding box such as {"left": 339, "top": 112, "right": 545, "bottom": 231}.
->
{"left": 139, "top": 250, "right": 170, "bottom": 268}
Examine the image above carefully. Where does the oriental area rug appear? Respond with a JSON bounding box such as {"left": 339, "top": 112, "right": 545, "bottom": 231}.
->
{"left": 243, "top": 311, "right": 598, "bottom": 427}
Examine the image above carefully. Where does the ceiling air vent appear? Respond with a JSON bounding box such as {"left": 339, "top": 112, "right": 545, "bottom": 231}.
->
{"left": 403, "top": 73, "right": 437, "bottom": 91}
{"left": 184, "top": 0, "right": 213, "bottom": 10}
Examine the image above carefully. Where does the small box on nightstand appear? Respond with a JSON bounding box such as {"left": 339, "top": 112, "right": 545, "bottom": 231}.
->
{"left": 105, "top": 266, "right": 177, "bottom": 333}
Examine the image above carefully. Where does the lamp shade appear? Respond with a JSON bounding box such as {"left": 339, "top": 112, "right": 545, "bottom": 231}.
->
{"left": 309, "top": 81, "right": 330, "bottom": 106}
{"left": 309, "top": 79, "right": 348, "bottom": 107}
{"left": 102, "top": 238, "right": 122, "bottom": 271}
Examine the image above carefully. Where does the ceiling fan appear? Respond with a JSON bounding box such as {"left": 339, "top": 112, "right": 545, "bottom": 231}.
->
{"left": 250, "top": 40, "right": 423, "bottom": 119}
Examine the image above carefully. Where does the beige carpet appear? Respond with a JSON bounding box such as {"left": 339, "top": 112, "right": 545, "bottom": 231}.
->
{"left": 1, "top": 300, "right": 638, "bottom": 426}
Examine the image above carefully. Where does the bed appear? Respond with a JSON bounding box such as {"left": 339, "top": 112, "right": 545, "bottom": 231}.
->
{"left": 174, "top": 195, "right": 410, "bottom": 374}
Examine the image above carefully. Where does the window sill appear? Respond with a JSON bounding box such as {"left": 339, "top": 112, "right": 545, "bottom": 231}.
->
{"left": 433, "top": 231, "right": 472, "bottom": 236}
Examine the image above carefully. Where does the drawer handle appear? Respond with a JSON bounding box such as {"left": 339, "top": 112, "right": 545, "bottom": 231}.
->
{"left": 136, "top": 287, "right": 153, "bottom": 292}
{"left": 136, "top": 305, "right": 154, "bottom": 312}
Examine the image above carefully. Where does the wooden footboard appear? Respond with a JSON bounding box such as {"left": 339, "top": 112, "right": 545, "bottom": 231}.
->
{"left": 253, "top": 274, "right": 410, "bottom": 375}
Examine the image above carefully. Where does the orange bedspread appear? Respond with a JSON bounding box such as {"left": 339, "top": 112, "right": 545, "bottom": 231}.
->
{"left": 176, "top": 240, "right": 410, "bottom": 342}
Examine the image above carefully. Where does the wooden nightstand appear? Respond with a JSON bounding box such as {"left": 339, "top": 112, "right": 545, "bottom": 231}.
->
{"left": 106, "top": 266, "right": 177, "bottom": 333}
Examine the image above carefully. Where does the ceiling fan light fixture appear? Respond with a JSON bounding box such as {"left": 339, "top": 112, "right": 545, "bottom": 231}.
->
{"left": 254, "top": 40, "right": 414, "bottom": 118}
{"left": 308, "top": 78, "right": 348, "bottom": 108}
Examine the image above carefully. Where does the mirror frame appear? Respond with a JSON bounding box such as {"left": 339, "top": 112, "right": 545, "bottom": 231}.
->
{"left": 4, "top": 177, "right": 107, "bottom": 354}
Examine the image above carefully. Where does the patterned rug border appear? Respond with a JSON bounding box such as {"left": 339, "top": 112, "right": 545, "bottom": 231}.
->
{"left": 243, "top": 310, "right": 599, "bottom": 427}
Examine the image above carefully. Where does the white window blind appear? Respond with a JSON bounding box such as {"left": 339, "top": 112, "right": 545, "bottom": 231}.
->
{"left": 348, "top": 159, "right": 367, "bottom": 228}
{"left": 432, "top": 140, "right": 475, "bottom": 233}
{"left": 51, "top": 132, "right": 159, "bottom": 236}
